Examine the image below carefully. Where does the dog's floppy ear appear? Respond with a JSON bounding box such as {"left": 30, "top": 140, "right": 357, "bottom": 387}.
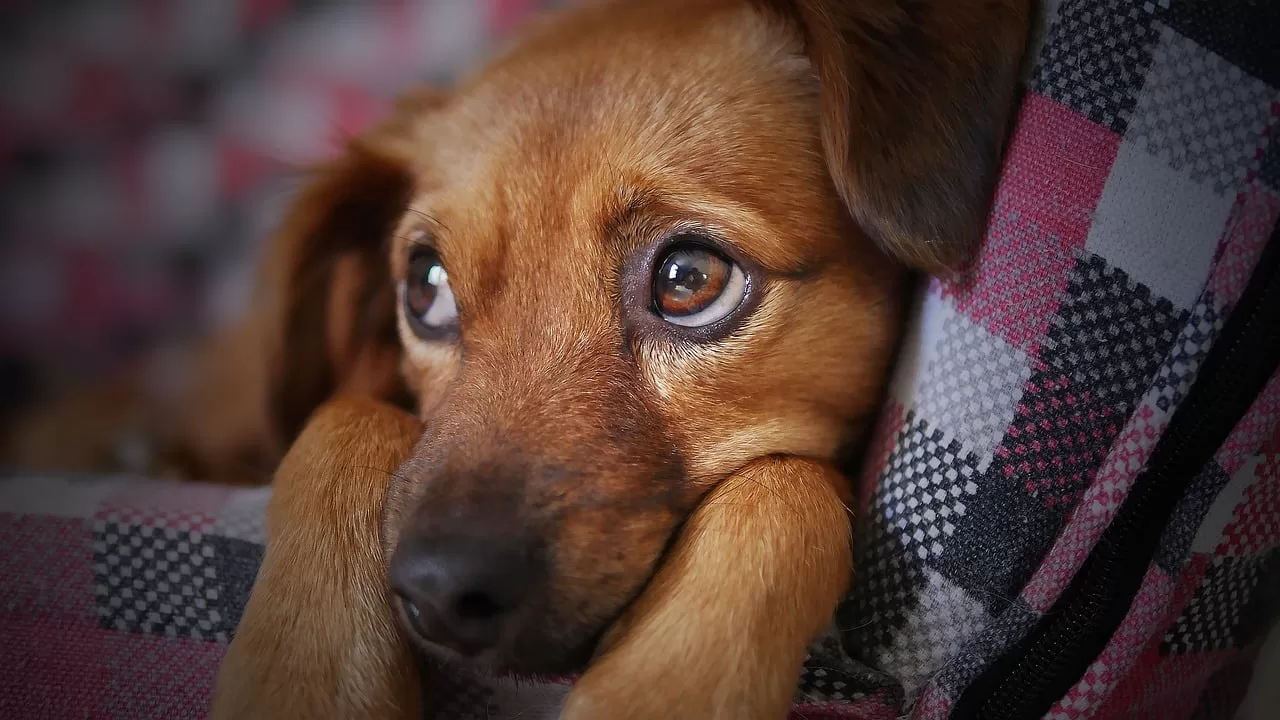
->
{"left": 264, "top": 89, "right": 444, "bottom": 445}
{"left": 760, "top": 0, "right": 1032, "bottom": 275}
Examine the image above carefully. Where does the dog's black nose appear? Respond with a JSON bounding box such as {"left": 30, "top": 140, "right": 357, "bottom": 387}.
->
{"left": 389, "top": 533, "right": 541, "bottom": 655}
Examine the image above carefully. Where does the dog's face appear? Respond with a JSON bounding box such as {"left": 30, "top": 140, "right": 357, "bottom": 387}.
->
{"left": 265, "top": 0, "right": 1030, "bottom": 675}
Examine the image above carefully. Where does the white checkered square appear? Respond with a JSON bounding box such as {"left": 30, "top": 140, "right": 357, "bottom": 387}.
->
{"left": 1126, "top": 24, "right": 1277, "bottom": 196}
{"left": 1084, "top": 138, "right": 1235, "bottom": 310}
{"left": 211, "top": 486, "right": 270, "bottom": 545}
{"left": 873, "top": 569, "right": 991, "bottom": 701}
{"left": 915, "top": 313, "right": 1033, "bottom": 463}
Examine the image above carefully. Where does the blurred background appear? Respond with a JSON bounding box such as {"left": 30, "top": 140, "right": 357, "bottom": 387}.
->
{"left": 0, "top": 0, "right": 557, "bottom": 425}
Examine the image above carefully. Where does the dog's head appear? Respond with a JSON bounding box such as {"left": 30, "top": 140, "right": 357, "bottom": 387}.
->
{"left": 266, "top": 0, "right": 1030, "bottom": 675}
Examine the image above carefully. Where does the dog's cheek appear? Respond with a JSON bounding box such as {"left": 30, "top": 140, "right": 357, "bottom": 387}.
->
{"left": 395, "top": 313, "right": 461, "bottom": 419}
{"left": 537, "top": 504, "right": 677, "bottom": 644}
{"left": 639, "top": 275, "right": 902, "bottom": 480}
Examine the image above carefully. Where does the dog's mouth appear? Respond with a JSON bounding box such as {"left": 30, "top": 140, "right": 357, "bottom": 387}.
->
{"left": 397, "top": 598, "right": 506, "bottom": 675}
{"left": 393, "top": 591, "right": 603, "bottom": 678}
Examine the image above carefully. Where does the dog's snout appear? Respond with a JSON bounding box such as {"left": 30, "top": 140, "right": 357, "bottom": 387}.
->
{"left": 389, "top": 532, "right": 542, "bottom": 656}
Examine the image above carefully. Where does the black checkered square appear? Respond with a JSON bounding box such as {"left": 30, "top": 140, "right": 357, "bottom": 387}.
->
{"left": 929, "top": 460, "right": 1064, "bottom": 614}
{"left": 1041, "top": 254, "right": 1189, "bottom": 413}
{"left": 1031, "top": 0, "right": 1160, "bottom": 134}
{"left": 92, "top": 521, "right": 231, "bottom": 642}
{"left": 873, "top": 414, "right": 984, "bottom": 562}
{"left": 1150, "top": 294, "right": 1225, "bottom": 413}
{"left": 796, "top": 631, "right": 874, "bottom": 705}
{"left": 1236, "top": 550, "right": 1280, "bottom": 650}
{"left": 1161, "top": 553, "right": 1276, "bottom": 654}
{"left": 987, "top": 367, "right": 1126, "bottom": 513}
{"left": 1155, "top": 461, "right": 1233, "bottom": 574}
{"left": 841, "top": 510, "right": 926, "bottom": 651}
{"left": 841, "top": 414, "right": 981, "bottom": 651}
{"left": 1261, "top": 127, "right": 1280, "bottom": 193}
{"left": 1155, "top": 0, "right": 1280, "bottom": 87}
{"left": 212, "top": 536, "right": 264, "bottom": 638}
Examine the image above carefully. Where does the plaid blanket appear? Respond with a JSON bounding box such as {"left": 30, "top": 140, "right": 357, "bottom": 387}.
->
{"left": 0, "top": 474, "right": 866, "bottom": 720}
{"left": 3, "top": 0, "right": 1279, "bottom": 719}
{"left": 833, "top": 1, "right": 1280, "bottom": 718}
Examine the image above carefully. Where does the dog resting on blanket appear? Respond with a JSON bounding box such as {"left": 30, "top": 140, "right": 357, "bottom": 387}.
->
{"left": 202, "top": 0, "right": 1034, "bottom": 717}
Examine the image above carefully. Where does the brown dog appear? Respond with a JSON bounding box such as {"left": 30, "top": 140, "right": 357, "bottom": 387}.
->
{"left": 208, "top": 0, "right": 1031, "bottom": 716}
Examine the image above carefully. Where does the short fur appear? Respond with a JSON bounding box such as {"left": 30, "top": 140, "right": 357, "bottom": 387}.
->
{"left": 68, "top": 0, "right": 1029, "bottom": 716}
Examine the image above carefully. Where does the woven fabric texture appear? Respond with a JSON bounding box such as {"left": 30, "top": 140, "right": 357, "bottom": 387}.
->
{"left": 2, "top": 0, "right": 1279, "bottom": 718}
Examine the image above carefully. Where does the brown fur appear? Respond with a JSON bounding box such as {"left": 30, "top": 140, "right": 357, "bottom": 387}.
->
{"left": 754, "top": 0, "right": 1030, "bottom": 274}
{"left": 562, "top": 457, "right": 854, "bottom": 719}
{"left": 211, "top": 396, "right": 422, "bottom": 719}
{"left": 14, "top": 0, "right": 1032, "bottom": 716}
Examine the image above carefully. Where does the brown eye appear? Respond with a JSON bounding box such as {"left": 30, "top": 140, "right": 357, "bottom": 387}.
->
{"left": 653, "top": 242, "right": 746, "bottom": 327}
{"left": 402, "top": 248, "right": 457, "bottom": 339}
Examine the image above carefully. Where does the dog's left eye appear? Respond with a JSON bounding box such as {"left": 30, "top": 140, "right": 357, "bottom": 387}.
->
{"left": 653, "top": 242, "right": 746, "bottom": 328}
{"left": 403, "top": 247, "right": 458, "bottom": 338}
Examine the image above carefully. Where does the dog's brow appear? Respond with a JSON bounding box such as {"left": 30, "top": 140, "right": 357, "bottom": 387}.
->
{"left": 604, "top": 187, "right": 820, "bottom": 278}
{"left": 405, "top": 207, "right": 449, "bottom": 236}
{"left": 602, "top": 186, "right": 660, "bottom": 241}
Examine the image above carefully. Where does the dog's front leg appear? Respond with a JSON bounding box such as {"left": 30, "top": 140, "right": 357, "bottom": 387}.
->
{"left": 561, "top": 456, "right": 853, "bottom": 720}
{"left": 210, "top": 395, "right": 423, "bottom": 720}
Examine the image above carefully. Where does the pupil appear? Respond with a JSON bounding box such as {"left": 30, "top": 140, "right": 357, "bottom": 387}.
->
{"left": 676, "top": 264, "right": 707, "bottom": 292}
{"left": 407, "top": 256, "right": 440, "bottom": 316}
{"left": 654, "top": 244, "right": 730, "bottom": 319}
{"left": 665, "top": 252, "right": 709, "bottom": 297}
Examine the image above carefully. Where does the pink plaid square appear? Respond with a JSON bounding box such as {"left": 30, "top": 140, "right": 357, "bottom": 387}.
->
{"left": 1215, "top": 371, "right": 1280, "bottom": 477}
{"left": 0, "top": 514, "right": 95, "bottom": 619}
{"left": 1215, "top": 452, "right": 1280, "bottom": 557}
{"left": 98, "top": 630, "right": 225, "bottom": 719}
{"left": 1207, "top": 181, "right": 1280, "bottom": 308}
{"left": 944, "top": 94, "right": 1118, "bottom": 353}
{"left": 0, "top": 617, "right": 113, "bottom": 719}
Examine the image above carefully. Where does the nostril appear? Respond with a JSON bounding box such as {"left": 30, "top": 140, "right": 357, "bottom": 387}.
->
{"left": 455, "top": 590, "right": 504, "bottom": 620}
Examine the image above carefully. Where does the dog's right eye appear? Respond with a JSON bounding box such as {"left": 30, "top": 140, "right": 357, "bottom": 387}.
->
{"left": 653, "top": 241, "right": 746, "bottom": 329}
{"left": 403, "top": 247, "right": 458, "bottom": 339}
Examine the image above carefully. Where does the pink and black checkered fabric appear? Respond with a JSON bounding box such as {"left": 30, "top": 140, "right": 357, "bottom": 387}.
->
{"left": 2, "top": 1, "right": 1278, "bottom": 719}
{"left": 824, "top": 1, "right": 1280, "bottom": 718}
